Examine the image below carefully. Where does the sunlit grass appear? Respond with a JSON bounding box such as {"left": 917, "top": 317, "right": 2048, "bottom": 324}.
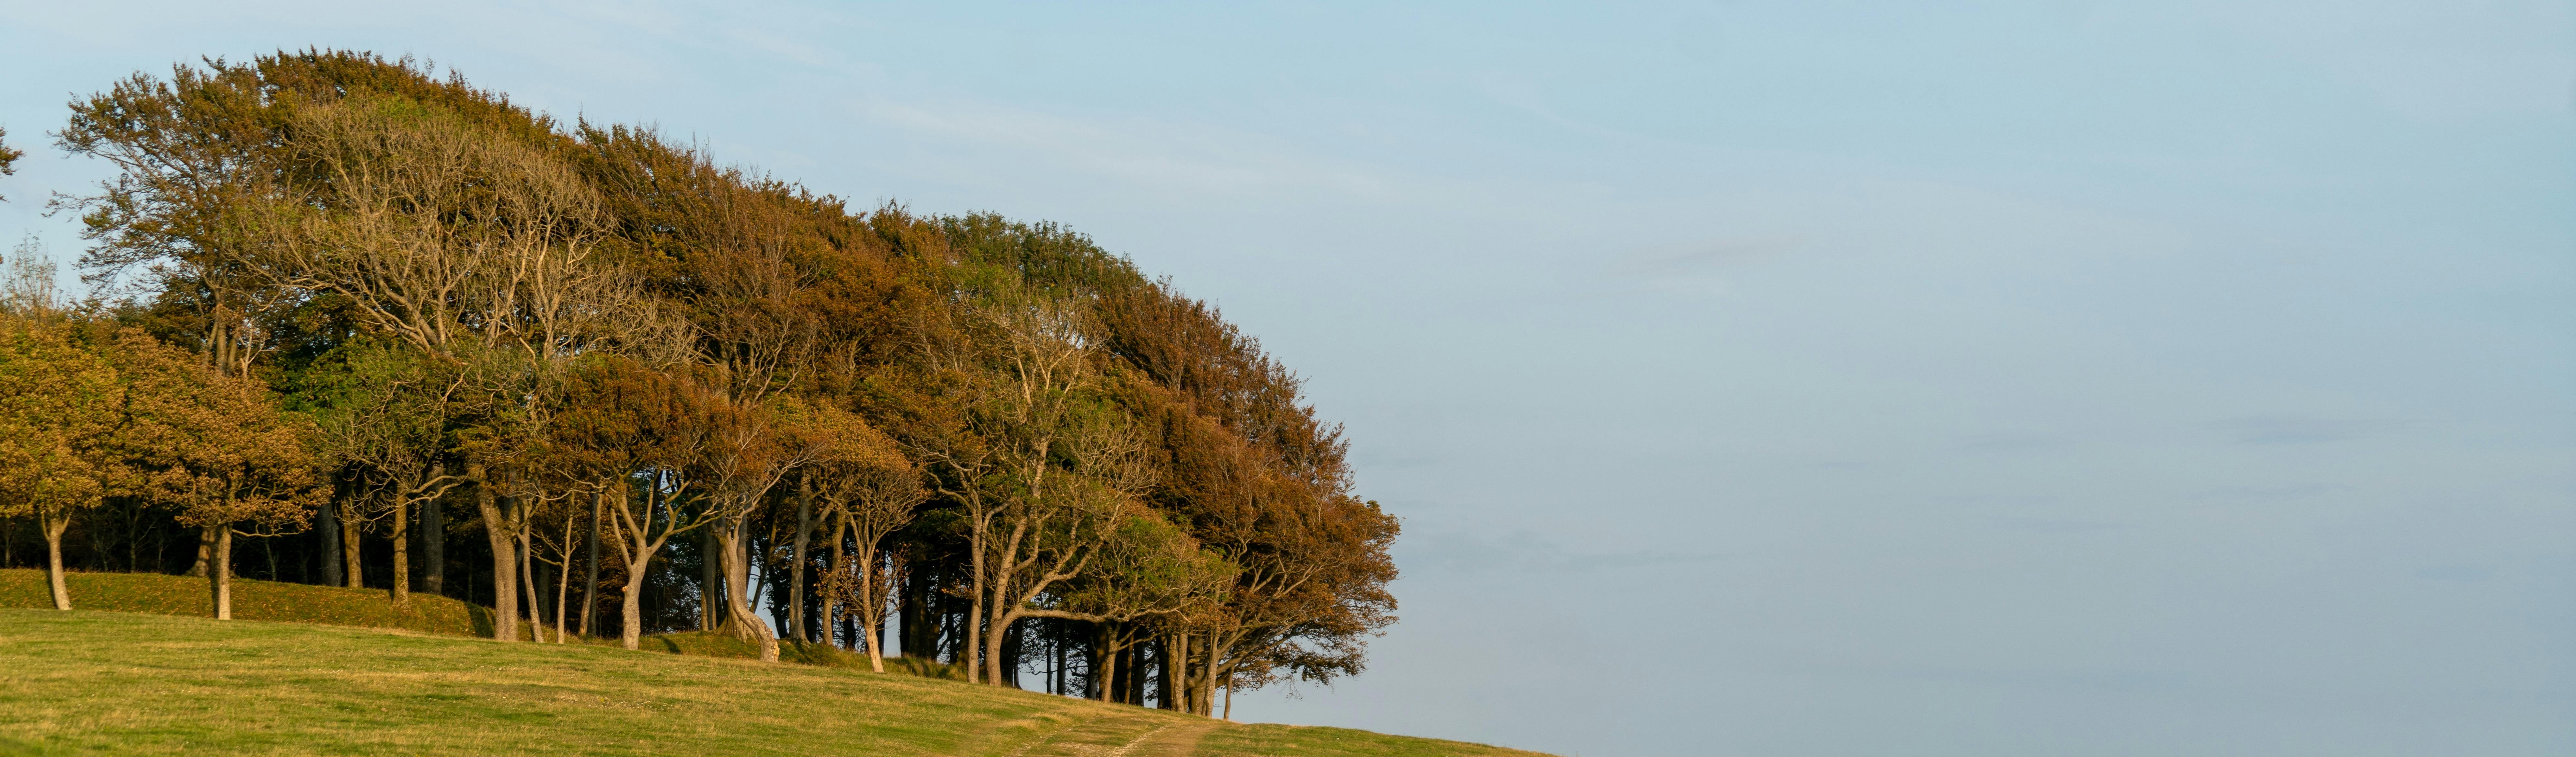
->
{"left": 0, "top": 568, "right": 974, "bottom": 677}
{"left": 0, "top": 609, "right": 1091, "bottom": 755}
{"left": 0, "top": 568, "right": 981, "bottom": 675}
{"left": 1200, "top": 724, "right": 1549, "bottom": 757}
{"left": 0, "top": 584, "right": 1549, "bottom": 756}
{"left": 0, "top": 568, "right": 490, "bottom": 637}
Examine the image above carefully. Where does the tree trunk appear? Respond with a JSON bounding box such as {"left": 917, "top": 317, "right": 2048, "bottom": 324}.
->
{"left": 553, "top": 532, "right": 572, "bottom": 643}
{"left": 520, "top": 531, "right": 547, "bottom": 643}
{"left": 717, "top": 519, "right": 779, "bottom": 662}
{"left": 823, "top": 510, "right": 845, "bottom": 650}
{"left": 211, "top": 527, "right": 234, "bottom": 620}
{"left": 1156, "top": 636, "right": 1175, "bottom": 710}
{"left": 862, "top": 602, "right": 887, "bottom": 673}
{"left": 1099, "top": 632, "right": 1117, "bottom": 703}
{"left": 581, "top": 489, "right": 602, "bottom": 638}
{"left": 316, "top": 488, "right": 343, "bottom": 588}
{"left": 789, "top": 476, "right": 813, "bottom": 644}
{"left": 338, "top": 502, "right": 363, "bottom": 589}
{"left": 41, "top": 510, "right": 71, "bottom": 610}
{"left": 699, "top": 526, "right": 721, "bottom": 631}
{"left": 472, "top": 465, "right": 518, "bottom": 642}
{"left": 898, "top": 567, "right": 924, "bottom": 658}
{"left": 966, "top": 517, "right": 986, "bottom": 684}
{"left": 617, "top": 482, "right": 653, "bottom": 651}
{"left": 967, "top": 599, "right": 983, "bottom": 683}
{"left": 620, "top": 553, "right": 650, "bottom": 650}
{"left": 421, "top": 490, "right": 444, "bottom": 596}
{"left": 1128, "top": 641, "right": 1147, "bottom": 705}
{"left": 1090, "top": 625, "right": 1110, "bottom": 701}
{"left": 984, "top": 609, "right": 1019, "bottom": 687}
{"left": 1004, "top": 619, "right": 1023, "bottom": 689}
{"left": 1175, "top": 633, "right": 1194, "bottom": 714}
{"left": 187, "top": 526, "right": 213, "bottom": 578}
{"left": 389, "top": 496, "right": 409, "bottom": 604}
{"left": 1202, "top": 634, "right": 1220, "bottom": 716}
{"left": 1179, "top": 638, "right": 1194, "bottom": 713}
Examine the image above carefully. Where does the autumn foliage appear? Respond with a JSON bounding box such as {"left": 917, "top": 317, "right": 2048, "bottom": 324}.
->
{"left": 0, "top": 49, "right": 1395, "bottom": 716}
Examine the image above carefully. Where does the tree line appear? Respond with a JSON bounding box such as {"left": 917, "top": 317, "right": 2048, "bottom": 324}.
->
{"left": 0, "top": 49, "right": 1396, "bottom": 717}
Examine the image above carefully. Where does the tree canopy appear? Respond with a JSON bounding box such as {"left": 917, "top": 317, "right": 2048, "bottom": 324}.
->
{"left": 1, "top": 49, "right": 1396, "bottom": 716}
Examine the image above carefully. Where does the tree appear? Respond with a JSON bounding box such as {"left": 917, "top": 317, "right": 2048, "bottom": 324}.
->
{"left": 52, "top": 54, "right": 614, "bottom": 631}
{"left": 294, "top": 341, "right": 466, "bottom": 602}
{"left": 29, "top": 52, "right": 1404, "bottom": 704}
{"left": 55, "top": 62, "right": 297, "bottom": 381}
{"left": 1052, "top": 510, "right": 1236, "bottom": 703}
{"left": 799, "top": 399, "right": 922, "bottom": 671}
{"left": 921, "top": 286, "right": 1169, "bottom": 686}
{"left": 1096, "top": 276, "right": 1400, "bottom": 712}
{"left": 694, "top": 397, "right": 808, "bottom": 661}
{"left": 109, "top": 328, "right": 323, "bottom": 619}
{"left": 244, "top": 94, "right": 651, "bottom": 641}
{"left": 0, "top": 124, "right": 22, "bottom": 202}
{"left": 539, "top": 355, "right": 727, "bottom": 650}
{"left": 0, "top": 313, "right": 122, "bottom": 610}
{"left": 672, "top": 200, "right": 826, "bottom": 660}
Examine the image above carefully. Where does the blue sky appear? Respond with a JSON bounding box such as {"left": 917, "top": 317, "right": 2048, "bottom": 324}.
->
{"left": 3, "top": 2, "right": 2570, "bottom": 755}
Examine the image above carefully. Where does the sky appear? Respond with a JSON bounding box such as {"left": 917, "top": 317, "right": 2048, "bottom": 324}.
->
{"left": 3, "top": 2, "right": 2571, "bottom": 755}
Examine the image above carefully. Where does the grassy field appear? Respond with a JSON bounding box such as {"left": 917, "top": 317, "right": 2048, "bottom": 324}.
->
{"left": 0, "top": 573, "right": 1548, "bottom": 756}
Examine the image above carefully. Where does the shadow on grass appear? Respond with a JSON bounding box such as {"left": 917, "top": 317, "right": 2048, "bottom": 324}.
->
{"left": 638, "top": 630, "right": 967, "bottom": 680}
{"left": 0, "top": 569, "right": 967, "bottom": 683}
{"left": 0, "top": 569, "right": 491, "bottom": 638}
{"left": 0, "top": 734, "right": 41, "bottom": 757}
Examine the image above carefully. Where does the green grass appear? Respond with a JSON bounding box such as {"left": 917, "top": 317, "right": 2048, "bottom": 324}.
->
{"left": 0, "top": 568, "right": 980, "bottom": 677}
{"left": 0, "top": 568, "right": 490, "bottom": 637}
{"left": 636, "top": 631, "right": 969, "bottom": 679}
{"left": 0, "top": 575, "right": 1551, "bottom": 756}
{"left": 0, "top": 568, "right": 971, "bottom": 676}
{"left": 1202, "top": 724, "right": 1550, "bottom": 757}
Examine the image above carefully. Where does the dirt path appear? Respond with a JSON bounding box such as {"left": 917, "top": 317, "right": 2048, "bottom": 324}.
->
{"left": 1016, "top": 714, "right": 1218, "bottom": 757}
{"left": 1016, "top": 712, "right": 1169, "bottom": 757}
{"left": 1121, "top": 718, "right": 1218, "bottom": 756}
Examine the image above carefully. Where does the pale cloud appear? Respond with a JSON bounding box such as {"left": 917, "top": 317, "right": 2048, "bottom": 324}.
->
{"left": 2178, "top": 0, "right": 2576, "bottom": 121}
{"left": 851, "top": 96, "right": 1405, "bottom": 200}
{"left": 2204, "top": 414, "right": 2425, "bottom": 445}
{"left": 1409, "top": 527, "right": 1725, "bottom": 574}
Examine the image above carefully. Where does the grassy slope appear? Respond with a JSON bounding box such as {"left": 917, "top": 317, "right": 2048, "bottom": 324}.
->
{"left": 0, "top": 568, "right": 490, "bottom": 637}
{"left": 0, "top": 573, "right": 1547, "bottom": 756}
{"left": 0, "top": 568, "right": 967, "bottom": 676}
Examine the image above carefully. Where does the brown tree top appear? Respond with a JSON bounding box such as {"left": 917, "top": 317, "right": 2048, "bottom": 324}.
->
{"left": 0, "top": 125, "right": 22, "bottom": 202}
{"left": 0, "top": 318, "right": 123, "bottom": 525}
{"left": 107, "top": 327, "right": 322, "bottom": 534}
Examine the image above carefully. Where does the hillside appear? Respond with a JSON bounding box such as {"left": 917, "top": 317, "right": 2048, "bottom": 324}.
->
{"left": 0, "top": 574, "right": 1544, "bottom": 756}
{"left": 2, "top": 566, "right": 968, "bottom": 674}
{"left": 0, "top": 569, "right": 957, "bottom": 673}
{"left": 0, "top": 569, "right": 490, "bottom": 637}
